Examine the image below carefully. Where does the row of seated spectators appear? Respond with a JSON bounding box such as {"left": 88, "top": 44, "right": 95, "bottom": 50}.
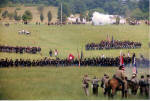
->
{"left": 85, "top": 40, "right": 141, "bottom": 50}
{"left": 0, "top": 57, "right": 131, "bottom": 67}
{"left": 0, "top": 45, "right": 41, "bottom": 54}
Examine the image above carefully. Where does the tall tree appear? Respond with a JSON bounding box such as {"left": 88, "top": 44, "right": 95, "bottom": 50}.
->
{"left": 40, "top": 13, "right": 44, "bottom": 22}
{"left": 47, "top": 11, "right": 52, "bottom": 22}
{"left": 2, "top": 10, "right": 8, "bottom": 18}
{"left": 14, "top": 11, "right": 21, "bottom": 21}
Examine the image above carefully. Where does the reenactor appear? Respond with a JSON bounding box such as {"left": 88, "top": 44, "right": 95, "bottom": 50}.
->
{"left": 49, "top": 49, "right": 53, "bottom": 57}
{"left": 101, "top": 74, "right": 107, "bottom": 92}
{"left": 82, "top": 74, "right": 91, "bottom": 96}
{"left": 92, "top": 76, "right": 100, "bottom": 96}
{"left": 104, "top": 75, "right": 110, "bottom": 95}
{"left": 114, "top": 65, "right": 126, "bottom": 93}
{"left": 131, "top": 73, "right": 138, "bottom": 84}
{"left": 139, "top": 75, "right": 146, "bottom": 95}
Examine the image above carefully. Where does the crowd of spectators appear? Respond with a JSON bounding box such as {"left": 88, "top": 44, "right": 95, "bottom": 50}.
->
{"left": 0, "top": 45, "right": 41, "bottom": 54}
{"left": 85, "top": 40, "right": 141, "bottom": 50}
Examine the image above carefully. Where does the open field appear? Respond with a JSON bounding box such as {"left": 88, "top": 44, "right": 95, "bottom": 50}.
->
{"left": 0, "top": 67, "right": 149, "bottom": 100}
{"left": 0, "top": 6, "right": 58, "bottom": 23}
{"left": 0, "top": 24, "right": 149, "bottom": 60}
{"left": 0, "top": 23, "right": 149, "bottom": 99}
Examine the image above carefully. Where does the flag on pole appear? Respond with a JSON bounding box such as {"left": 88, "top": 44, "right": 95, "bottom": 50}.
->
{"left": 68, "top": 54, "right": 74, "bottom": 61}
{"left": 120, "top": 51, "right": 125, "bottom": 71}
{"left": 132, "top": 57, "right": 137, "bottom": 74}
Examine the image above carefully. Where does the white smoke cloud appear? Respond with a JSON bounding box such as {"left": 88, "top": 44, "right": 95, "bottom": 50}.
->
{"left": 92, "top": 12, "right": 116, "bottom": 25}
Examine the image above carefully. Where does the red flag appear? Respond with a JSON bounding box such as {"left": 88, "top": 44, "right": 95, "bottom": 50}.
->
{"left": 68, "top": 54, "right": 74, "bottom": 61}
{"left": 120, "top": 51, "right": 125, "bottom": 71}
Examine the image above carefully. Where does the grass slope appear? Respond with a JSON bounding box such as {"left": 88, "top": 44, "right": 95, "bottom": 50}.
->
{"left": 0, "top": 67, "right": 149, "bottom": 100}
{"left": 0, "top": 24, "right": 149, "bottom": 99}
{"left": 0, "top": 24, "right": 149, "bottom": 60}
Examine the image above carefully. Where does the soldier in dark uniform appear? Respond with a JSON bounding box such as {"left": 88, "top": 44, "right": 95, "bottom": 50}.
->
{"left": 139, "top": 75, "right": 146, "bottom": 95}
{"left": 49, "top": 49, "right": 53, "bottom": 57}
{"left": 92, "top": 76, "right": 100, "bottom": 96}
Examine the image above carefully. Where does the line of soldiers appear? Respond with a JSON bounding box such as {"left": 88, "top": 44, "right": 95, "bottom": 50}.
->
{"left": 0, "top": 56, "right": 132, "bottom": 67}
{"left": 85, "top": 40, "right": 141, "bottom": 50}
{"left": 0, "top": 45, "right": 41, "bottom": 54}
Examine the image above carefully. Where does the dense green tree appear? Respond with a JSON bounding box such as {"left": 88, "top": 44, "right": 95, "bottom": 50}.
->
{"left": 47, "top": 10, "right": 52, "bottom": 22}
{"left": 138, "top": 0, "right": 149, "bottom": 13}
{"left": 40, "top": 13, "right": 44, "bottom": 22}
{"left": 2, "top": 10, "right": 8, "bottom": 18}
{"left": 0, "top": 0, "right": 9, "bottom": 7}
{"left": 72, "top": 0, "right": 86, "bottom": 14}
{"left": 130, "top": 8, "right": 148, "bottom": 20}
{"left": 22, "top": 10, "right": 33, "bottom": 21}
{"left": 0, "top": 0, "right": 149, "bottom": 20}
{"left": 14, "top": 11, "right": 21, "bottom": 21}
{"left": 58, "top": 3, "right": 70, "bottom": 22}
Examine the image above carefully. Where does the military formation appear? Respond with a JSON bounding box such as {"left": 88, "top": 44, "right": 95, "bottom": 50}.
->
{"left": 85, "top": 40, "right": 141, "bottom": 50}
{"left": 0, "top": 56, "right": 132, "bottom": 68}
{"left": 0, "top": 45, "right": 41, "bottom": 54}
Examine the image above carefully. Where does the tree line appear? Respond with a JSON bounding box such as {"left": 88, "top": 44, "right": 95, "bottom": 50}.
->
{"left": 0, "top": 7, "right": 52, "bottom": 23}
{"left": 0, "top": 0, "right": 149, "bottom": 20}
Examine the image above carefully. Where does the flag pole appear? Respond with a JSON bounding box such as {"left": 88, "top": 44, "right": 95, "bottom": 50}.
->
{"left": 77, "top": 48, "right": 80, "bottom": 67}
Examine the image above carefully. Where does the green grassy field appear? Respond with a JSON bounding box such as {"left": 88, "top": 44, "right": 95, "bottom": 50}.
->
{"left": 0, "top": 24, "right": 149, "bottom": 60}
{"left": 0, "top": 24, "right": 149, "bottom": 99}
{"left": 0, "top": 67, "right": 149, "bottom": 100}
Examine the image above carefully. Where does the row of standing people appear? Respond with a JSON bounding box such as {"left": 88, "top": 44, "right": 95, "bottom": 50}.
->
{"left": 0, "top": 45, "right": 41, "bottom": 54}
{"left": 0, "top": 56, "right": 132, "bottom": 67}
{"left": 85, "top": 40, "right": 141, "bottom": 50}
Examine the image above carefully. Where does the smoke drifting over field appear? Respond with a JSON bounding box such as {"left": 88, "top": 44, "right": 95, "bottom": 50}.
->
{"left": 92, "top": 12, "right": 115, "bottom": 25}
